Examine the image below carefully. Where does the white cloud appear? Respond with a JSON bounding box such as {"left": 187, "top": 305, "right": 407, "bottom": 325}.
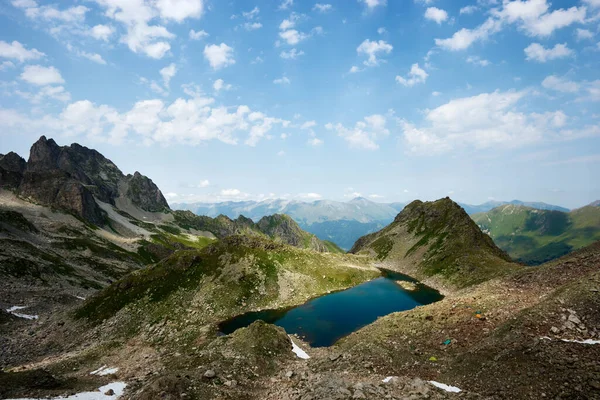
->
{"left": 301, "top": 120, "right": 316, "bottom": 129}
{"left": 273, "top": 76, "right": 291, "bottom": 85}
{"left": 435, "top": 17, "right": 502, "bottom": 50}
{"left": 400, "top": 90, "right": 571, "bottom": 153}
{"left": 357, "top": 39, "right": 393, "bottom": 66}
{"left": 189, "top": 29, "right": 209, "bottom": 40}
{"left": 160, "top": 63, "right": 177, "bottom": 88}
{"left": 279, "top": 29, "right": 308, "bottom": 45}
{"left": 396, "top": 63, "right": 428, "bottom": 86}
{"left": 15, "top": 1, "right": 89, "bottom": 23}
{"left": 90, "top": 24, "right": 114, "bottom": 41}
{"left": 524, "top": 42, "right": 573, "bottom": 62}
{"left": 277, "top": 150, "right": 286, "bottom": 156}
{"left": 204, "top": 43, "right": 235, "bottom": 69}
{"left": 298, "top": 192, "right": 322, "bottom": 199}
{"left": 213, "top": 78, "right": 232, "bottom": 92}
{"left": 425, "top": 7, "right": 448, "bottom": 24}
{"left": 326, "top": 114, "right": 389, "bottom": 150}
{"left": 466, "top": 55, "right": 491, "bottom": 66}
{"left": 0, "top": 90, "right": 289, "bottom": 147}
{"left": 313, "top": 3, "right": 333, "bottom": 12}
{"left": 278, "top": 0, "right": 294, "bottom": 11}
{"left": 432, "top": 91, "right": 441, "bottom": 96}
{"left": 369, "top": 194, "right": 384, "bottom": 199}
{"left": 349, "top": 65, "right": 362, "bottom": 73}
{"left": 494, "top": 1, "right": 586, "bottom": 37}
{"left": 280, "top": 48, "right": 305, "bottom": 59}
{"left": 460, "top": 5, "right": 478, "bottom": 15}
{"left": 242, "top": 6, "right": 260, "bottom": 19}
{"left": 575, "top": 28, "right": 593, "bottom": 40}
{"left": 0, "top": 40, "right": 45, "bottom": 62}
{"left": 542, "top": 75, "right": 580, "bottom": 93}
{"left": 15, "top": 85, "right": 71, "bottom": 104}
{"left": 80, "top": 51, "right": 107, "bottom": 64}
{"left": 582, "top": 0, "right": 600, "bottom": 8}
{"left": 154, "top": 0, "right": 204, "bottom": 22}
{"left": 308, "top": 137, "right": 323, "bottom": 146}
{"left": 242, "top": 22, "right": 263, "bottom": 31}
{"left": 0, "top": 61, "right": 15, "bottom": 71}
{"left": 20, "top": 65, "right": 64, "bottom": 85}
{"left": 361, "top": 0, "right": 386, "bottom": 10}
{"left": 377, "top": 27, "right": 387, "bottom": 34}
{"left": 438, "top": 1, "right": 586, "bottom": 51}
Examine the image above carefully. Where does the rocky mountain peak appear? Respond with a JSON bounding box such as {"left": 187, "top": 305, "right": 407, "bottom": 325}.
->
{"left": 124, "top": 171, "right": 169, "bottom": 213}
{"left": 0, "top": 152, "right": 26, "bottom": 189}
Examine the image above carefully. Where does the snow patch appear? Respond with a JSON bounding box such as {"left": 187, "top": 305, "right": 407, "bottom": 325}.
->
{"left": 6, "top": 381, "right": 126, "bottom": 399}
{"left": 289, "top": 336, "right": 310, "bottom": 359}
{"left": 6, "top": 306, "right": 38, "bottom": 320}
{"left": 90, "top": 366, "right": 119, "bottom": 376}
{"left": 382, "top": 376, "right": 396, "bottom": 383}
{"left": 429, "top": 381, "right": 462, "bottom": 393}
{"left": 75, "top": 296, "right": 86, "bottom": 301}
{"left": 540, "top": 336, "right": 600, "bottom": 345}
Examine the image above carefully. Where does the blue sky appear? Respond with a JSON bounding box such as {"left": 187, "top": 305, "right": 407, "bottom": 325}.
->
{"left": 0, "top": 0, "right": 599, "bottom": 209}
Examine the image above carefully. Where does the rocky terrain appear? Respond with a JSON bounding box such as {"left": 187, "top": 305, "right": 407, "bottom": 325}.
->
{"left": 0, "top": 138, "right": 598, "bottom": 400}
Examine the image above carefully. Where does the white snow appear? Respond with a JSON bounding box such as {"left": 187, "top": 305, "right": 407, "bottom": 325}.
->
{"left": 6, "top": 381, "right": 126, "bottom": 400}
{"left": 289, "top": 336, "right": 310, "bottom": 359}
{"left": 429, "top": 381, "right": 462, "bottom": 393}
{"left": 6, "top": 306, "right": 38, "bottom": 320}
{"left": 75, "top": 296, "right": 86, "bottom": 301}
{"left": 540, "top": 336, "right": 600, "bottom": 345}
{"left": 382, "top": 376, "right": 396, "bottom": 383}
{"left": 90, "top": 366, "right": 119, "bottom": 376}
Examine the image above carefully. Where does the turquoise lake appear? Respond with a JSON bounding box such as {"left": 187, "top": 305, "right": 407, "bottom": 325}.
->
{"left": 218, "top": 271, "right": 443, "bottom": 347}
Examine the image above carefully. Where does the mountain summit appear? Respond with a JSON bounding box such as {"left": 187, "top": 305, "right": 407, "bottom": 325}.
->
{"left": 2, "top": 136, "right": 169, "bottom": 224}
{"left": 351, "top": 197, "right": 516, "bottom": 288}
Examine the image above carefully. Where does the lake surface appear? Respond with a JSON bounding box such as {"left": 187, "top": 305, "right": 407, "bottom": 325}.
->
{"left": 218, "top": 270, "right": 443, "bottom": 347}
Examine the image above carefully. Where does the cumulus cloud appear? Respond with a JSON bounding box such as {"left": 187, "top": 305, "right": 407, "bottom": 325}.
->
{"left": 20, "top": 65, "right": 64, "bottom": 85}
{"left": 278, "top": 0, "right": 294, "bottom": 11}
{"left": 524, "top": 42, "right": 573, "bottom": 62}
{"left": 298, "top": 192, "right": 322, "bottom": 199}
{"left": 0, "top": 91, "right": 289, "bottom": 147}
{"left": 0, "top": 40, "right": 45, "bottom": 62}
{"left": 361, "top": 0, "right": 386, "bottom": 10}
{"left": 575, "top": 28, "right": 593, "bottom": 40}
{"left": 154, "top": 0, "right": 204, "bottom": 22}
{"left": 326, "top": 114, "right": 390, "bottom": 150}
{"left": 460, "top": 5, "right": 478, "bottom": 15}
{"left": 437, "top": 0, "right": 587, "bottom": 51}
{"left": 15, "top": 85, "right": 71, "bottom": 104}
{"left": 213, "top": 78, "right": 232, "bottom": 92}
{"left": 204, "top": 43, "right": 235, "bottom": 69}
{"left": 396, "top": 63, "right": 428, "bottom": 86}
{"left": 313, "top": 3, "right": 333, "bottom": 12}
{"left": 542, "top": 75, "right": 580, "bottom": 93}
{"left": 280, "top": 48, "right": 305, "bottom": 59}
{"left": 466, "top": 55, "right": 491, "bottom": 66}
{"left": 159, "top": 63, "right": 177, "bottom": 88}
{"left": 308, "top": 137, "right": 323, "bottom": 146}
{"left": 189, "top": 29, "right": 209, "bottom": 40}
{"left": 357, "top": 39, "right": 393, "bottom": 66}
{"left": 89, "top": 24, "right": 114, "bottom": 41}
{"left": 400, "top": 90, "right": 572, "bottom": 153}
{"left": 425, "top": 7, "right": 448, "bottom": 24}
{"left": 301, "top": 120, "right": 316, "bottom": 129}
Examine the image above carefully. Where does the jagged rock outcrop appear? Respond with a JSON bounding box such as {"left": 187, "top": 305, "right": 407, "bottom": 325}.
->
{"left": 351, "top": 197, "right": 517, "bottom": 288}
{"left": 0, "top": 152, "right": 26, "bottom": 190}
{"left": 11, "top": 136, "right": 170, "bottom": 224}
{"left": 124, "top": 172, "right": 169, "bottom": 212}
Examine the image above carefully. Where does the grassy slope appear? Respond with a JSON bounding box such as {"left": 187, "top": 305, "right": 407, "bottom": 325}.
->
{"left": 472, "top": 204, "right": 600, "bottom": 265}
{"left": 351, "top": 198, "right": 518, "bottom": 290}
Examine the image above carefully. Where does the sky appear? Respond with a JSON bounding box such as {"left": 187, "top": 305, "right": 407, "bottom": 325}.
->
{"left": 0, "top": 0, "right": 599, "bottom": 209}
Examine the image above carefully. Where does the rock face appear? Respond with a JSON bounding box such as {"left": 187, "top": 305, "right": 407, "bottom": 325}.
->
{"left": 0, "top": 152, "right": 26, "bottom": 190}
{"left": 10, "top": 136, "right": 170, "bottom": 224}
{"left": 351, "top": 197, "right": 516, "bottom": 288}
{"left": 124, "top": 172, "right": 169, "bottom": 212}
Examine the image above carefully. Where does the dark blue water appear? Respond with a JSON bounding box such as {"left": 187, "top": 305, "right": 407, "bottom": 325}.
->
{"left": 218, "top": 271, "right": 443, "bottom": 347}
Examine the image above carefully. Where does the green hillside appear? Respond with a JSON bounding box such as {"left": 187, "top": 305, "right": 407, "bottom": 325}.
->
{"left": 472, "top": 203, "right": 600, "bottom": 265}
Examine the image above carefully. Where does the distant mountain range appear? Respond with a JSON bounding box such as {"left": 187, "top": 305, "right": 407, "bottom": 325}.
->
{"left": 171, "top": 197, "right": 571, "bottom": 250}
{"left": 472, "top": 202, "right": 600, "bottom": 265}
